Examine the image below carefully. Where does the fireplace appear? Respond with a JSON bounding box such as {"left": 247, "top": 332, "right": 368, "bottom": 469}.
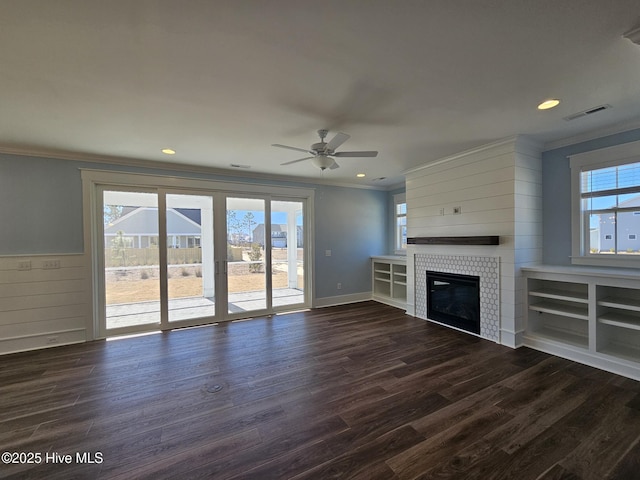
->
{"left": 426, "top": 271, "right": 480, "bottom": 334}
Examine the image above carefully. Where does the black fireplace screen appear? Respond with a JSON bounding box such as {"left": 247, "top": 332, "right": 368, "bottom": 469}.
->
{"left": 426, "top": 271, "right": 480, "bottom": 334}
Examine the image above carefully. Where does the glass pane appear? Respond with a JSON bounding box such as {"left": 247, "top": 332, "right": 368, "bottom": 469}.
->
{"left": 103, "top": 191, "right": 160, "bottom": 329}
{"left": 582, "top": 162, "right": 640, "bottom": 193}
{"left": 617, "top": 210, "right": 640, "bottom": 255}
{"left": 397, "top": 215, "right": 407, "bottom": 249}
{"left": 166, "top": 194, "right": 215, "bottom": 322}
{"left": 271, "top": 200, "right": 305, "bottom": 308}
{"left": 618, "top": 163, "right": 640, "bottom": 189}
{"left": 588, "top": 213, "right": 615, "bottom": 254}
{"left": 226, "top": 197, "right": 266, "bottom": 313}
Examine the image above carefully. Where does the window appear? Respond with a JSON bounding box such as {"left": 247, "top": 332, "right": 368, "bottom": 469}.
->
{"left": 394, "top": 193, "right": 407, "bottom": 253}
{"left": 571, "top": 140, "right": 640, "bottom": 266}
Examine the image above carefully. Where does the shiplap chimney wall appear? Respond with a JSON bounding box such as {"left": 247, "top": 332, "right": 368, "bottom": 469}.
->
{"left": 405, "top": 136, "right": 543, "bottom": 347}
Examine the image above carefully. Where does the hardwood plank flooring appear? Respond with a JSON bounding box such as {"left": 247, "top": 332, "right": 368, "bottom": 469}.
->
{"left": 1, "top": 301, "right": 640, "bottom": 479}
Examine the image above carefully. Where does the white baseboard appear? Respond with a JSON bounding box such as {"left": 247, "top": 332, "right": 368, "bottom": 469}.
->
{"left": 0, "top": 329, "right": 86, "bottom": 355}
{"left": 314, "top": 292, "right": 372, "bottom": 308}
{"left": 500, "top": 328, "right": 524, "bottom": 348}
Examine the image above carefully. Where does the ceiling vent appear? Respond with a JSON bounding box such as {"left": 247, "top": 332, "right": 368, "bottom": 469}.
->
{"left": 563, "top": 104, "right": 612, "bottom": 122}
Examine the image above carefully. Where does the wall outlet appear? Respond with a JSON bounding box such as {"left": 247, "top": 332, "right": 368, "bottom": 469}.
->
{"left": 17, "top": 260, "right": 31, "bottom": 271}
{"left": 439, "top": 208, "right": 445, "bottom": 216}
{"left": 337, "top": 283, "right": 342, "bottom": 290}
{"left": 325, "top": 250, "right": 332, "bottom": 257}
{"left": 43, "top": 260, "right": 61, "bottom": 269}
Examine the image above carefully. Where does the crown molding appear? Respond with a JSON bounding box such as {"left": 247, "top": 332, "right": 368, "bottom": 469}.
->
{"left": 543, "top": 119, "right": 640, "bottom": 151}
{"left": 0, "top": 144, "right": 393, "bottom": 191}
{"left": 403, "top": 135, "right": 543, "bottom": 175}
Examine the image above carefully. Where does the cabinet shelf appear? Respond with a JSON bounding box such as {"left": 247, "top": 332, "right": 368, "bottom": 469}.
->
{"left": 529, "top": 301, "right": 588, "bottom": 320}
{"left": 598, "top": 312, "right": 640, "bottom": 331}
{"left": 529, "top": 326, "right": 588, "bottom": 349}
{"left": 529, "top": 288, "right": 588, "bottom": 304}
{"left": 598, "top": 296, "right": 640, "bottom": 312}
{"left": 599, "top": 343, "right": 640, "bottom": 363}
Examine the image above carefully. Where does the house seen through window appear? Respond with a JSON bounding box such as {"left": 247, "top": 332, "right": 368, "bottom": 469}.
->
{"left": 581, "top": 160, "right": 640, "bottom": 256}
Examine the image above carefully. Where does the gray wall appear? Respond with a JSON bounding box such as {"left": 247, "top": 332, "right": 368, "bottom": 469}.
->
{"left": 0, "top": 153, "right": 389, "bottom": 300}
{"left": 542, "top": 127, "right": 640, "bottom": 265}
{"left": 0, "top": 155, "right": 84, "bottom": 254}
{"left": 314, "top": 186, "right": 388, "bottom": 298}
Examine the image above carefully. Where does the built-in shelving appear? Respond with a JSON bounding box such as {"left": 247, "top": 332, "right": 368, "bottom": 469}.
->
{"left": 523, "top": 266, "right": 640, "bottom": 381}
{"left": 372, "top": 256, "right": 406, "bottom": 310}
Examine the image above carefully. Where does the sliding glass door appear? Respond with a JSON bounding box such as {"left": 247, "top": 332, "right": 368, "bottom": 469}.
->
{"left": 96, "top": 184, "right": 308, "bottom": 337}
{"left": 103, "top": 190, "right": 161, "bottom": 331}
{"left": 271, "top": 200, "right": 305, "bottom": 309}
{"left": 166, "top": 193, "right": 215, "bottom": 323}
{"left": 226, "top": 196, "right": 268, "bottom": 314}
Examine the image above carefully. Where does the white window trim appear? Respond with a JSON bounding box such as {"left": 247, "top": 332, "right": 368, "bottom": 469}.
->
{"left": 393, "top": 192, "right": 407, "bottom": 255}
{"left": 570, "top": 139, "right": 640, "bottom": 268}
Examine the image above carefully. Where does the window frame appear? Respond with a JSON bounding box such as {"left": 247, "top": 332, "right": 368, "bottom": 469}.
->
{"left": 570, "top": 140, "right": 640, "bottom": 267}
{"left": 393, "top": 193, "right": 407, "bottom": 255}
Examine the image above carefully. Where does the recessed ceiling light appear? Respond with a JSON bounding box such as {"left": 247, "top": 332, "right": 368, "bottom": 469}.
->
{"left": 162, "top": 148, "right": 176, "bottom": 155}
{"left": 537, "top": 99, "right": 560, "bottom": 110}
{"left": 356, "top": 173, "right": 366, "bottom": 178}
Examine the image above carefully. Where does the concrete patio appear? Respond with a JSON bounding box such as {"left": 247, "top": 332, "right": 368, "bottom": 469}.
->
{"left": 106, "top": 288, "right": 305, "bottom": 329}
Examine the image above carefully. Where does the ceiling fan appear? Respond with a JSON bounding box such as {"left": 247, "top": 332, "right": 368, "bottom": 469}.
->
{"left": 272, "top": 129, "right": 378, "bottom": 171}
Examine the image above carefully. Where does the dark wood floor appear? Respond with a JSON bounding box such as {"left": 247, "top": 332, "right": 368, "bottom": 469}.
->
{"left": 2, "top": 301, "right": 640, "bottom": 479}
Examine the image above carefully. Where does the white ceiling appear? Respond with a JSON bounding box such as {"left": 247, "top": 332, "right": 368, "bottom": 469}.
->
{"left": 1, "top": 1, "right": 640, "bottom": 187}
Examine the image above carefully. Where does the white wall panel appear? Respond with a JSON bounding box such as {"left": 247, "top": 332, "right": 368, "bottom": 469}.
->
{"left": 0, "top": 254, "right": 90, "bottom": 354}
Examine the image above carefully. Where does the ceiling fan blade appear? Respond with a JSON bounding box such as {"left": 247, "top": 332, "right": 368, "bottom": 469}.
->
{"left": 329, "top": 160, "right": 340, "bottom": 170}
{"left": 272, "top": 144, "right": 314, "bottom": 154}
{"left": 325, "top": 132, "right": 350, "bottom": 151}
{"left": 280, "top": 156, "right": 314, "bottom": 166}
{"left": 333, "top": 150, "right": 378, "bottom": 157}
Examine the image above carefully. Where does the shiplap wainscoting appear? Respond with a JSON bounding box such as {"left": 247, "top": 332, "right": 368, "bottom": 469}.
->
{"left": 405, "top": 136, "right": 543, "bottom": 347}
{"left": 0, "top": 254, "right": 90, "bottom": 354}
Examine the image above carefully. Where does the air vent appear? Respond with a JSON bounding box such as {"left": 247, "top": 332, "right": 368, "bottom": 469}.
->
{"left": 564, "top": 104, "right": 612, "bottom": 121}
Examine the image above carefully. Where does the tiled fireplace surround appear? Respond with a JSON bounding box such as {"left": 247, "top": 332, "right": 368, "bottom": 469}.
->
{"left": 413, "top": 253, "right": 501, "bottom": 343}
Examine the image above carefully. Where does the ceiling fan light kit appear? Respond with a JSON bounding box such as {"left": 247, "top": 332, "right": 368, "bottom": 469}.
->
{"left": 312, "top": 155, "right": 336, "bottom": 171}
{"left": 273, "top": 129, "right": 378, "bottom": 171}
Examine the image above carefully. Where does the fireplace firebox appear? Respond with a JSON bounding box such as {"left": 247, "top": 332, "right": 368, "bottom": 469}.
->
{"left": 426, "top": 271, "right": 480, "bottom": 334}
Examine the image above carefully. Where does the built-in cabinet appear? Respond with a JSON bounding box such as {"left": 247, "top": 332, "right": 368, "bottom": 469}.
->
{"left": 372, "top": 256, "right": 406, "bottom": 310}
{"left": 523, "top": 266, "right": 640, "bottom": 380}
